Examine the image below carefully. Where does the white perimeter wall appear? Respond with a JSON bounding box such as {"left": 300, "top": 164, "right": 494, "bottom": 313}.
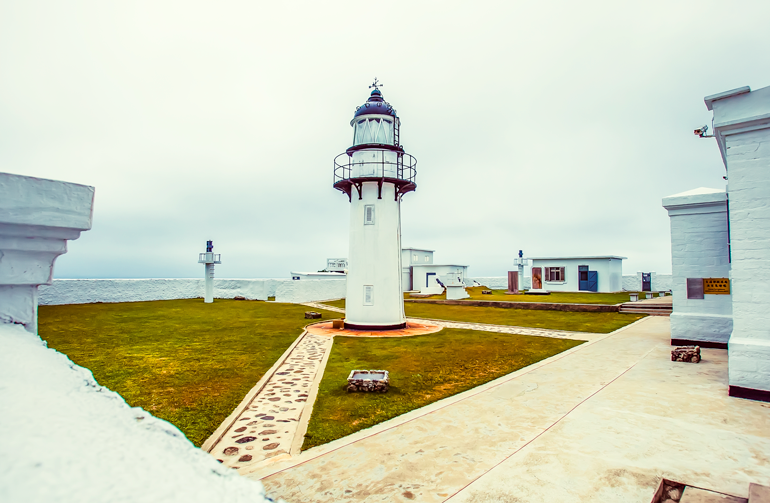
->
{"left": 39, "top": 278, "right": 346, "bottom": 305}
{"left": 621, "top": 273, "right": 673, "bottom": 292}
{"left": 0, "top": 322, "right": 276, "bottom": 503}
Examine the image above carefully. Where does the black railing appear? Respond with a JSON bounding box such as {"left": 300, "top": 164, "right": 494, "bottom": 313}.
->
{"left": 333, "top": 151, "right": 417, "bottom": 186}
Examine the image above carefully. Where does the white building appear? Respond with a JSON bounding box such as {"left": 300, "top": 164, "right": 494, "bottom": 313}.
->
{"left": 703, "top": 84, "right": 770, "bottom": 401}
{"left": 413, "top": 264, "right": 469, "bottom": 295}
{"left": 662, "top": 188, "right": 732, "bottom": 347}
{"left": 401, "top": 247, "right": 434, "bottom": 291}
{"left": 333, "top": 84, "right": 417, "bottom": 330}
{"left": 529, "top": 256, "right": 625, "bottom": 292}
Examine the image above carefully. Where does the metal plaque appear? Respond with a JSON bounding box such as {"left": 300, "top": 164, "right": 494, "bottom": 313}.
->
{"left": 703, "top": 278, "right": 731, "bottom": 295}
{"left": 686, "top": 278, "right": 704, "bottom": 299}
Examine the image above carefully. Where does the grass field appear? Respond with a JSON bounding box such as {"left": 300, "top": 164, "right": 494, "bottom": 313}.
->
{"left": 302, "top": 328, "right": 584, "bottom": 450}
{"left": 38, "top": 299, "right": 340, "bottom": 446}
{"left": 321, "top": 298, "right": 644, "bottom": 333}
{"left": 405, "top": 287, "right": 647, "bottom": 305}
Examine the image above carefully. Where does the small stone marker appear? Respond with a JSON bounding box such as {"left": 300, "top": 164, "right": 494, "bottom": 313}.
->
{"left": 671, "top": 346, "right": 701, "bottom": 363}
{"left": 347, "top": 369, "right": 389, "bottom": 393}
{"left": 305, "top": 311, "right": 322, "bottom": 319}
{"left": 332, "top": 319, "right": 344, "bottom": 329}
{"left": 234, "top": 296, "right": 246, "bottom": 300}
{"left": 629, "top": 293, "right": 639, "bottom": 301}
{"left": 482, "top": 290, "right": 492, "bottom": 295}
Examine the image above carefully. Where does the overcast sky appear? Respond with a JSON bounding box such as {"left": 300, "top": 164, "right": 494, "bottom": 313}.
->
{"left": 2, "top": 0, "right": 769, "bottom": 279}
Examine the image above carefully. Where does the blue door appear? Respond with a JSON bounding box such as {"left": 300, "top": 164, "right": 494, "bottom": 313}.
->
{"left": 586, "top": 271, "right": 598, "bottom": 292}
{"left": 578, "top": 265, "right": 589, "bottom": 290}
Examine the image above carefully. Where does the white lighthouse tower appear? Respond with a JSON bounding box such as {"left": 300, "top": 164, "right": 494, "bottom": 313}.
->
{"left": 333, "top": 80, "right": 417, "bottom": 329}
{"left": 198, "top": 240, "right": 221, "bottom": 303}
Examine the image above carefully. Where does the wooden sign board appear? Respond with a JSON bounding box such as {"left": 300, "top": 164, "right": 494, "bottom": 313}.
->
{"left": 703, "top": 278, "right": 731, "bottom": 295}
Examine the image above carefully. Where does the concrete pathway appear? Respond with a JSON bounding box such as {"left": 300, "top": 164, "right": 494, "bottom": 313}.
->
{"left": 202, "top": 330, "right": 333, "bottom": 470}
{"left": 248, "top": 317, "right": 770, "bottom": 502}
{"left": 306, "top": 301, "right": 598, "bottom": 342}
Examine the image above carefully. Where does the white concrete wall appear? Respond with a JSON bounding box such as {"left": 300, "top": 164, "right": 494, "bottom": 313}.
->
{"left": 663, "top": 188, "right": 732, "bottom": 345}
{"left": 622, "top": 273, "right": 673, "bottom": 291}
{"left": 0, "top": 322, "right": 276, "bottom": 503}
{"left": 710, "top": 84, "right": 770, "bottom": 393}
{"left": 345, "top": 181, "right": 405, "bottom": 328}
{"left": 39, "top": 278, "right": 346, "bottom": 305}
{"left": 469, "top": 276, "right": 532, "bottom": 290}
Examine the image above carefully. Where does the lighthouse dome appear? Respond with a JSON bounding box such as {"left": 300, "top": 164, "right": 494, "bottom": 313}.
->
{"left": 353, "top": 89, "right": 397, "bottom": 119}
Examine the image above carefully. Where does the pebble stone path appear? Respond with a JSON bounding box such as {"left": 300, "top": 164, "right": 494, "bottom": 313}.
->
{"left": 305, "top": 301, "right": 599, "bottom": 342}
{"left": 207, "top": 331, "right": 333, "bottom": 470}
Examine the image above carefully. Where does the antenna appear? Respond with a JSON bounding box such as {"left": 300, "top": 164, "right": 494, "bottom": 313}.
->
{"left": 369, "top": 78, "right": 383, "bottom": 91}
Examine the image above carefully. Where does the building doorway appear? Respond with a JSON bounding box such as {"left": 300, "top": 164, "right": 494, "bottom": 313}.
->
{"left": 426, "top": 272, "right": 436, "bottom": 288}
{"left": 532, "top": 267, "right": 542, "bottom": 289}
{"left": 578, "top": 265, "right": 598, "bottom": 292}
{"left": 642, "top": 273, "right": 652, "bottom": 292}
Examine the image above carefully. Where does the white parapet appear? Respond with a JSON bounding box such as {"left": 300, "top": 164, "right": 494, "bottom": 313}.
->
{"left": 707, "top": 84, "right": 770, "bottom": 398}
{"left": 662, "top": 187, "right": 732, "bottom": 345}
{"left": 0, "top": 172, "right": 94, "bottom": 333}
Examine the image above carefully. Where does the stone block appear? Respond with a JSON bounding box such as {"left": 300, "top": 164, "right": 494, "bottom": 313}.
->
{"left": 672, "top": 346, "right": 701, "bottom": 363}
{"left": 332, "top": 319, "right": 344, "bottom": 329}
{"left": 482, "top": 290, "right": 492, "bottom": 295}
{"left": 347, "top": 369, "right": 389, "bottom": 393}
{"left": 304, "top": 311, "right": 322, "bottom": 319}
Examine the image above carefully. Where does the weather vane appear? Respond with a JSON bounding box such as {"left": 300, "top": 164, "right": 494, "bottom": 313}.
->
{"left": 369, "top": 78, "right": 383, "bottom": 90}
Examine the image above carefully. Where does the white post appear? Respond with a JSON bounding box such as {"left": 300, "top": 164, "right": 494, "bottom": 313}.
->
{"left": 205, "top": 263, "right": 214, "bottom": 303}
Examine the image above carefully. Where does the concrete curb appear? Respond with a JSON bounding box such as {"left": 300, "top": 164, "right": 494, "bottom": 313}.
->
{"left": 405, "top": 298, "right": 620, "bottom": 312}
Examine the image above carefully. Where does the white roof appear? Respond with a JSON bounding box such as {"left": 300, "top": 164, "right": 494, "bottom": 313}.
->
{"left": 412, "top": 264, "right": 468, "bottom": 268}
{"left": 529, "top": 256, "right": 626, "bottom": 261}
{"left": 662, "top": 187, "right": 726, "bottom": 208}
{"left": 290, "top": 271, "right": 346, "bottom": 276}
{"left": 403, "top": 247, "right": 434, "bottom": 252}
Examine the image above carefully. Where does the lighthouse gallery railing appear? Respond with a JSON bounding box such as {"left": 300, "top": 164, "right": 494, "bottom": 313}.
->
{"left": 333, "top": 151, "right": 417, "bottom": 186}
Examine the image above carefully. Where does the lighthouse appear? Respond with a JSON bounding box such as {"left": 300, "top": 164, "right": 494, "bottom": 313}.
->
{"left": 333, "top": 81, "right": 417, "bottom": 330}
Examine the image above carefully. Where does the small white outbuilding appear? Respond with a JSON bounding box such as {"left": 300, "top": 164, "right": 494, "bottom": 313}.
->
{"left": 412, "top": 264, "right": 469, "bottom": 295}
{"left": 528, "top": 256, "right": 625, "bottom": 292}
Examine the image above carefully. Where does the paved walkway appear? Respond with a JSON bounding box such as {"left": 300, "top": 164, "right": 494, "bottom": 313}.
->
{"left": 203, "top": 331, "right": 333, "bottom": 470}
{"left": 248, "top": 317, "right": 770, "bottom": 502}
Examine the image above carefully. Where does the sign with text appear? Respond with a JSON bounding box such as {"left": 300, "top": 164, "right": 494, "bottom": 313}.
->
{"left": 703, "top": 278, "right": 731, "bottom": 295}
{"left": 327, "top": 258, "right": 348, "bottom": 272}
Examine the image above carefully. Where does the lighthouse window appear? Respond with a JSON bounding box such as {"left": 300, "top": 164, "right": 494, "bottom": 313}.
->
{"left": 364, "top": 285, "right": 374, "bottom": 306}
{"left": 353, "top": 118, "right": 394, "bottom": 146}
{"left": 364, "top": 205, "right": 375, "bottom": 225}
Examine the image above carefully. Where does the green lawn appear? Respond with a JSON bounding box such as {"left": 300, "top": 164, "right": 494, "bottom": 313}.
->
{"left": 321, "top": 298, "right": 644, "bottom": 333}
{"left": 406, "top": 286, "right": 646, "bottom": 305}
{"left": 302, "top": 328, "right": 584, "bottom": 449}
{"left": 38, "top": 299, "right": 340, "bottom": 446}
